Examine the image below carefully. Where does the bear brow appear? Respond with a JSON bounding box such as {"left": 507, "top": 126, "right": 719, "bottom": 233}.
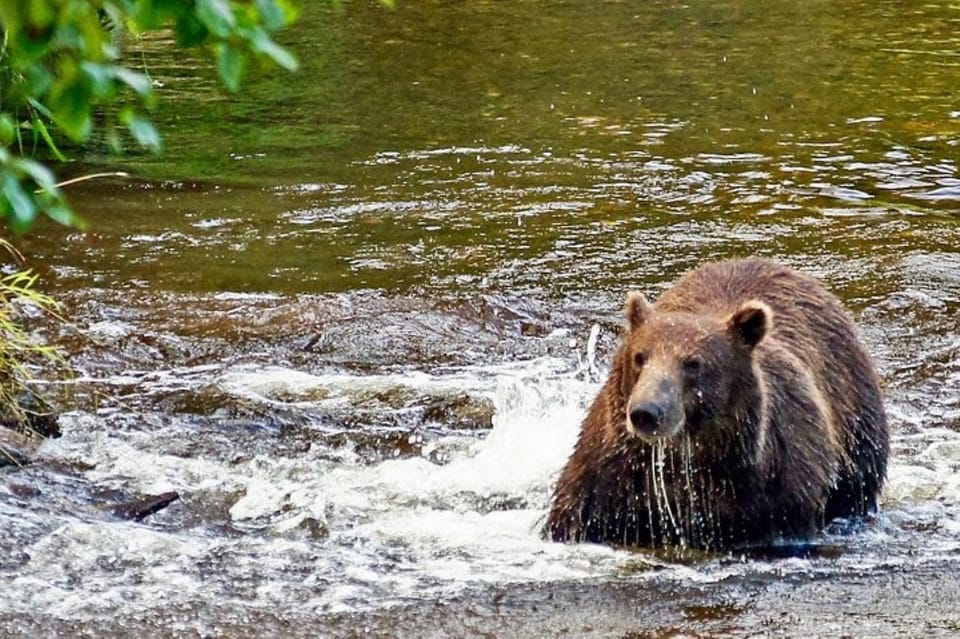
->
{"left": 651, "top": 315, "right": 716, "bottom": 341}
{"left": 648, "top": 325, "right": 723, "bottom": 361}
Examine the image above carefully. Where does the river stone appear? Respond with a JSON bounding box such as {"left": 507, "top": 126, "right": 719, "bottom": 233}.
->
{"left": 422, "top": 393, "right": 495, "bottom": 430}
{"left": 0, "top": 391, "right": 61, "bottom": 439}
{"left": 0, "top": 426, "right": 40, "bottom": 468}
{"left": 112, "top": 491, "right": 182, "bottom": 521}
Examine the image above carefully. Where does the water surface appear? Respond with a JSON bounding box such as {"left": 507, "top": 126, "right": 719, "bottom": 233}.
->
{"left": 4, "top": 1, "right": 960, "bottom": 636}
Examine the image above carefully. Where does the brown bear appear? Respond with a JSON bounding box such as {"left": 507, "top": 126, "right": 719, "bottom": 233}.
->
{"left": 546, "top": 258, "right": 888, "bottom": 550}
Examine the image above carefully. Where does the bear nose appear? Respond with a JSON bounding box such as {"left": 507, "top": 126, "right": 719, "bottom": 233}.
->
{"left": 629, "top": 402, "right": 664, "bottom": 434}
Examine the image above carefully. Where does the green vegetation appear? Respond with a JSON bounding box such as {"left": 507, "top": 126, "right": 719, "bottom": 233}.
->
{"left": 0, "top": 0, "right": 307, "bottom": 436}
{"left": 0, "top": 241, "right": 62, "bottom": 434}
{"left": 0, "top": 0, "right": 301, "bottom": 232}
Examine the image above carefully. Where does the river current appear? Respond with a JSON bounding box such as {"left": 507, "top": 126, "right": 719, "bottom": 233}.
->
{"left": 3, "top": 1, "right": 960, "bottom": 636}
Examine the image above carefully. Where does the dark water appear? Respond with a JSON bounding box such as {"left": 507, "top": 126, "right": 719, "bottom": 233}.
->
{"left": 3, "top": 1, "right": 960, "bottom": 637}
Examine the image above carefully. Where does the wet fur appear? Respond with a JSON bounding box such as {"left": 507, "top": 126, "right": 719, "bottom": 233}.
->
{"left": 546, "top": 259, "right": 889, "bottom": 550}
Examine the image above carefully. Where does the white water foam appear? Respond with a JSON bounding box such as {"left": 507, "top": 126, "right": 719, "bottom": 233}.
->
{"left": 18, "top": 358, "right": 653, "bottom": 615}
{"left": 13, "top": 353, "right": 960, "bottom": 618}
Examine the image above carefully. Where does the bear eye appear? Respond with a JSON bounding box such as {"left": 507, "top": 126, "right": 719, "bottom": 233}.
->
{"left": 633, "top": 352, "right": 647, "bottom": 369}
{"left": 682, "top": 357, "right": 703, "bottom": 377}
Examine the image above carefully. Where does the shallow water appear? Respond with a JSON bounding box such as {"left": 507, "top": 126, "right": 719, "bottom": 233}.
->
{"left": 3, "top": 1, "right": 960, "bottom": 637}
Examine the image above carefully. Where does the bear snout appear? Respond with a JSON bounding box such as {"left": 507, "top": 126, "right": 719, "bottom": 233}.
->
{"left": 626, "top": 398, "right": 683, "bottom": 440}
{"left": 626, "top": 372, "right": 684, "bottom": 440}
{"left": 629, "top": 402, "right": 665, "bottom": 434}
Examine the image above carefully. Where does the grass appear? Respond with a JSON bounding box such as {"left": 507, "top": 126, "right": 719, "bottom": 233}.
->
{"left": 0, "top": 239, "right": 65, "bottom": 436}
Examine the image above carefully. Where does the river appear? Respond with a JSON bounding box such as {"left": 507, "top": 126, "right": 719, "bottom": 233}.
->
{"left": 3, "top": 1, "right": 960, "bottom": 636}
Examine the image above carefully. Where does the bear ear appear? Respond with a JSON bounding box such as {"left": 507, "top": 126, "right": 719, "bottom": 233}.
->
{"left": 727, "top": 300, "right": 772, "bottom": 348}
{"left": 624, "top": 291, "right": 652, "bottom": 330}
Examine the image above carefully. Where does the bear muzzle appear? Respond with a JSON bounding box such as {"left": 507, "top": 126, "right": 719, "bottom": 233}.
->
{"left": 625, "top": 397, "right": 684, "bottom": 440}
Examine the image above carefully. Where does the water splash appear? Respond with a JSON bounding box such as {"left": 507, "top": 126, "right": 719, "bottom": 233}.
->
{"left": 582, "top": 322, "right": 603, "bottom": 382}
{"left": 651, "top": 441, "right": 682, "bottom": 546}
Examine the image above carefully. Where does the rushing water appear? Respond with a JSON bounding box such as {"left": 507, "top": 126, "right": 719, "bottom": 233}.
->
{"left": 3, "top": 1, "right": 960, "bottom": 636}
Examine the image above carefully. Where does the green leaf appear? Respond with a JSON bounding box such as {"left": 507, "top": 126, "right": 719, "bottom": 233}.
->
{"left": 25, "top": 98, "right": 54, "bottom": 121}
{"left": 121, "top": 111, "right": 162, "bottom": 151}
{"left": 216, "top": 43, "right": 246, "bottom": 92}
{"left": 0, "top": 116, "right": 14, "bottom": 147}
{"left": 255, "top": 0, "right": 298, "bottom": 30}
{"left": 2, "top": 174, "right": 38, "bottom": 230}
{"left": 31, "top": 115, "right": 68, "bottom": 162}
{"left": 51, "top": 82, "right": 94, "bottom": 142}
{"left": 43, "top": 203, "right": 79, "bottom": 228}
{"left": 81, "top": 62, "right": 117, "bottom": 100}
{"left": 197, "top": 0, "right": 237, "bottom": 38}
{"left": 106, "top": 126, "right": 122, "bottom": 154}
{"left": 24, "top": 65, "right": 55, "bottom": 98}
{"left": 255, "top": 0, "right": 282, "bottom": 29}
{"left": 18, "top": 157, "right": 58, "bottom": 192}
{"left": 132, "top": 0, "right": 183, "bottom": 29}
{"left": 250, "top": 29, "right": 299, "bottom": 71}
{"left": 175, "top": 12, "right": 209, "bottom": 46}
{"left": 113, "top": 67, "right": 153, "bottom": 98}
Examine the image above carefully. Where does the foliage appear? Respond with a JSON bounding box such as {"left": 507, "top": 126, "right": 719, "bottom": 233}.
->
{"left": 0, "top": 0, "right": 301, "bottom": 232}
{"left": 0, "top": 241, "right": 63, "bottom": 432}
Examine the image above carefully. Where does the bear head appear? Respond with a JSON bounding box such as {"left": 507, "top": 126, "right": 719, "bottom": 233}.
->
{"left": 619, "top": 291, "right": 772, "bottom": 443}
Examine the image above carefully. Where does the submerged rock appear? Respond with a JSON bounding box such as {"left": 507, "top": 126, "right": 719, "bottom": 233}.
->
{"left": 0, "top": 390, "right": 61, "bottom": 439}
{"left": 0, "top": 427, "right": 40, "bottom": 468}
{"left": 112, "top": 491, "right": 182, "bottom": 521}
{"left": 422, "top": 393, "right": 495, "bottom": 430}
